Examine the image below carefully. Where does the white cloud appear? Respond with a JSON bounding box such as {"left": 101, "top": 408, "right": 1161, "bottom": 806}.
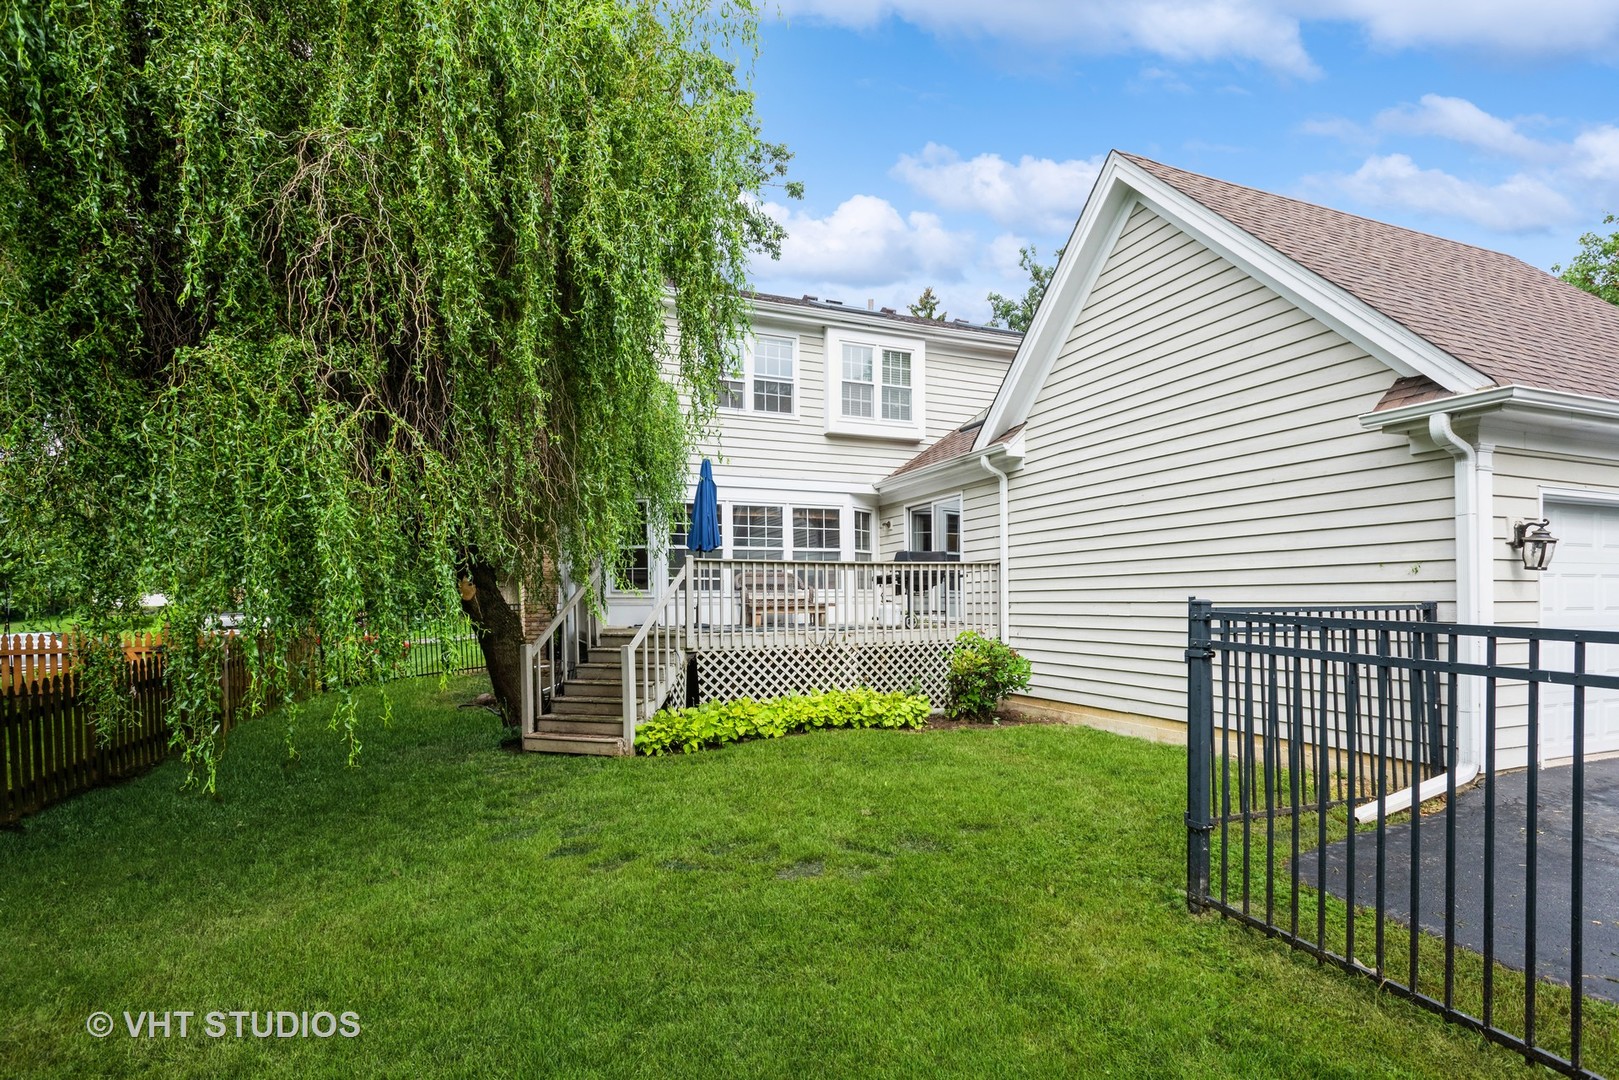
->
{"left": 1321, "top": 0, "right": 1619, "bottom": 56}
{"left": 1333, "top": 153, "right": 1577, "bottom": 232}
{"left": 1570, "top": 125, "right": 1619, "bottom": 184}
{"left": 1374, "top": 94, "right": 1547, "bottom": 160}
{"left": 755, "top": 194, "right": 972, "bottom": 288}
{"left": 775, "top": 0, "right": 1619, "bottom": 73}
{"left": 891, "top": 144, "right": 1103, "bottom": 232}
{"left": 747, "top": 201, "right": 1062, "bottom": 325}
{"left": 775, "top": 0, "right": 1320, "bottom": 77}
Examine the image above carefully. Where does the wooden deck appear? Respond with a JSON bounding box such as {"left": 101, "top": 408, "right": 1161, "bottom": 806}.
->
{"left": 520, "top": 558, "right": 1000, "bottom": 754}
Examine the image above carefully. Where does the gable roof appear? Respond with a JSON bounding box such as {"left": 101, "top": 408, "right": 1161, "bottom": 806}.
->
{"left": 1119, "top": 154, "right": 1619, "bottom": 402}
{"left": 976, "top": 150, "right": 1619, "bottom": 449}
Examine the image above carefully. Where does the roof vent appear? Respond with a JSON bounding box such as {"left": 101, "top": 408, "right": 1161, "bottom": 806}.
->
{"left": 802, "top": 294, "right": 818, "bottom": 302}
{"left": 880, "top": 307, "right": 897, "bottom": 315}
{"left": 826, "top": 298, "right": 843, "bottom": 305}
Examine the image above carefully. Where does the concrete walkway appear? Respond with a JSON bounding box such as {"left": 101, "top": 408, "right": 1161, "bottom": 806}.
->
{"left": 1302, "top": 758, "right": 1619, "bottom": 1005}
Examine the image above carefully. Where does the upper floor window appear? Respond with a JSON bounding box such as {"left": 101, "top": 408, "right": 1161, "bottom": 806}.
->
{"left": 823, "top": 328, "right": 925, "bottom": 440}
{"left": 720, "top": 334, "right": 795, "bottom": 415}
{"left": 841, "top": 344, "right": 911, "bottom": 422}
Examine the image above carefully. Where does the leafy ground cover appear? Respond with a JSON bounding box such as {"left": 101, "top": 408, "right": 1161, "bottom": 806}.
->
{"left": 0, "top": 677, "right": 1541, "bottom": 1078}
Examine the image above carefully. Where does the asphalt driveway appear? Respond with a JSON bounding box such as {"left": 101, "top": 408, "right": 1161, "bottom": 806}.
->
{"left": 1301, "top": 758, "right": 1619, "bottom": 1004}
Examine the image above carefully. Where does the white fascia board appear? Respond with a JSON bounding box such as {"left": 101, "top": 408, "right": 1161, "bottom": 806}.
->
{"left": 1360, "top": 385, "right": 1619, "bottom": 434}
{"left": 978, "top": 152, "right": 1494, "bottom": 449}
{"left": 975, "top": 161, "right": 1134, "bottom": 452}
{"left": 874, "top": 444, "right": 1017, "bottom": 504}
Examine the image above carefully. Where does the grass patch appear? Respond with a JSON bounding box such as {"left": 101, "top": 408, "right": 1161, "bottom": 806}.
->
{"left": 0, "top": 677, "right": 1549, "bottom": 1078}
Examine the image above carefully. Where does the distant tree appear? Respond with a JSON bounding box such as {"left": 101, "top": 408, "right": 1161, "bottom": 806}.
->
{"left": 908, "top": 286, "right": 947, "bottom": 321}
{"left": 986, "top": 245, "right": 1063, "bottom": 333}
{"left": 1554, "top": 214, "right": 1619, "bottom": 306}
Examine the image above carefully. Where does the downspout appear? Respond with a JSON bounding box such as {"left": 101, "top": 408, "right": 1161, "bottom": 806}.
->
{"left": 980, "top": 454, "right": 1011, "bottom": 641}
{"left": 1356, "top": 412, "right": 1486, "bottom": 820}
{"left": 1431, "top": 411, "right": 1494, "bottom": 766}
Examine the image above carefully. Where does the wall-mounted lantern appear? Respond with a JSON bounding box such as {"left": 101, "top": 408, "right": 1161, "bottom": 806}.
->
{"left": 1510, "top": 518, "right": 1558, "bottom": 572}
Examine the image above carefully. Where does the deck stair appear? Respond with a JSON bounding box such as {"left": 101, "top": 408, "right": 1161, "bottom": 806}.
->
{"left": 523, "top": 628, "right": 632, "bottom": 755}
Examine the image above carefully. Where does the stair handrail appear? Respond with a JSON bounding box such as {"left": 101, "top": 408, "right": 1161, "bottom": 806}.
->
{"left": 621, "top": 560, "right": 690, "bottom": 750}
{"left": 519, "top": 567, "right": 601, "bottom": 736}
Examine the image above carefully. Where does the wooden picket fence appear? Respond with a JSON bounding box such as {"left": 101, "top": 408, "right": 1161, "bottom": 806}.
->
{"left": 1, "top": 619, "right": 483, "bottom": 825}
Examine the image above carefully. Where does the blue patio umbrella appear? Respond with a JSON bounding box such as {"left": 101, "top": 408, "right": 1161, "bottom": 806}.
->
{"left": 689, "top": 459, "right": 722, "bottom": 553}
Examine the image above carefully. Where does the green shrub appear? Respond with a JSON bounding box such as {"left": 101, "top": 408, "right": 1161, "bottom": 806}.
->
{"left": 635, "top": 688, "right": 930, "bottom": 756}
{"left": 945, "top": 631, "right": 1032, "bottom": 723}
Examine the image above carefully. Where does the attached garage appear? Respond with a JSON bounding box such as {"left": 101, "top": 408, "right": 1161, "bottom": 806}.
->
{"left": 1539, "top": 497, "right": 1619, "bottom": 761}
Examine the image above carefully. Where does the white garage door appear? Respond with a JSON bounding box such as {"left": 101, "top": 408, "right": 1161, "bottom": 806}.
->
{"left": 1539, "top": 499, "right": 1619, "bottom": 761}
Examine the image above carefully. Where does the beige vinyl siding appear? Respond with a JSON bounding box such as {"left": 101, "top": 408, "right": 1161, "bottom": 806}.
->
{"left": 961, "top": 478, "right": 1000, "bottom": 562}
{"left": 1006, "top": 203, "right": 1456, "bottom": 722}
{"left": 1487, "top": 443, "right": 1619, "bottom": 768}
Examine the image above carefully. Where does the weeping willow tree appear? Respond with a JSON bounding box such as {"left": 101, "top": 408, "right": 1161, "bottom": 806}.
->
{"left": 0, "top": 0, "right": 792, "bottom": 784}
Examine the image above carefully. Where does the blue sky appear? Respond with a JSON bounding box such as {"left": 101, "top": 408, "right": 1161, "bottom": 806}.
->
{"left": 742, "top": 2, "right": 1619, "bottom": 324}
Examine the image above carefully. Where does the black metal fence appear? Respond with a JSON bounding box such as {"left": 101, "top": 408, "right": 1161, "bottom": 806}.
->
{"left": 395, "top": 619, "right": 484, "bottom": 681}
{"left": 1186, "top": 599, "right": 1619, "bottom": 1079}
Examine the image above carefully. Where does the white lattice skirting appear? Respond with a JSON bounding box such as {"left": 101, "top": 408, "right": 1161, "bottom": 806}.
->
{"left": 695, "top": 641, "right": 952, "bottom": 708}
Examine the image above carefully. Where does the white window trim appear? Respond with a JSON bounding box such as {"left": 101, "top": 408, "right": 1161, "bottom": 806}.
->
{"left": 718, "top": 331, "right": 801, "bottom": 419}
{"left": 823, "top": 326, "right": 926, "bottom": 441}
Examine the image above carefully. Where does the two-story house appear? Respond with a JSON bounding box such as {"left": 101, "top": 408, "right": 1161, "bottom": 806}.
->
{"left": 521, "top": 292, "right": 1018, "bottom": 753}
{"left": 604, "top": 291, "right": 1019, "bottom": 626}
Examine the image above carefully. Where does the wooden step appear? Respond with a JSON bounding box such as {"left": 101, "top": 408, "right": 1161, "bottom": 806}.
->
{"left": 545, "top": 694, "right": 622, "bottom": 717}
{"left": 522, "top": 732, "right": 628, "bottom": 756}
{"left": 535, "top": 716, "right": 624, "bottom": 737}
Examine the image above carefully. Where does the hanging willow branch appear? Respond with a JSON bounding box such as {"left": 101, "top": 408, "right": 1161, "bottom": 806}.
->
{"left": 0, "top": 0, "right": 792, "bottom": 788}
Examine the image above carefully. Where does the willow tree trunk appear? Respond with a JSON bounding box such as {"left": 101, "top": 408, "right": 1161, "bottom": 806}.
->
{"left": 459, "top": 561, "right": 526, "bottom": 725}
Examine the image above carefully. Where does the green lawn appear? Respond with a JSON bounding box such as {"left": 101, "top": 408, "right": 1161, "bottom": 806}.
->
{"left": 0, "top": 678, "right": 1543, "bottom": 1078}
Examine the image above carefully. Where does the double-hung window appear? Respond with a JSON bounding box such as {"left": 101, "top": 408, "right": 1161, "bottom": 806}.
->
{"left": 854, "top": 511, "right": 874, "bottom": 562}
{"left": 841, "top": 344, "right": 912, "bottom": 421}
{"left": 752, "top": 335, "right": 794, "bottom": 414}
{"left": 720, "top": 334, "right": 795, "bottom": 415}
{"left": 824, "top": 329, "right": 924, "bottom": 438}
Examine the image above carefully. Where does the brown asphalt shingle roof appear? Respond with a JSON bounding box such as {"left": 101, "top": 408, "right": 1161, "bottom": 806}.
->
{"left": 886, "top": 421, "right": 1023, "bottom": 480}
{"left": 1121, "top": 153, "right": 1619, "bottom": 405}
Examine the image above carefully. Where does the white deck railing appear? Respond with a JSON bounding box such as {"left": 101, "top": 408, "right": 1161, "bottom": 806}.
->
{"left": 684, "top": 557, "right": 999, "bottom": 652}
{"left": 519, "top": 569, "right": 601, "bottom": 736}
{"left": 621, "top": 562, "right": 689, "bottom": 746}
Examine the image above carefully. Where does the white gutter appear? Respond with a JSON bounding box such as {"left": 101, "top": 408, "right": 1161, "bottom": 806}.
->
{"left": 980, "top": 455, "right": 1011, "bottom": 641}
{"left": 1362, "top": 383, "right": 1619, "bottom": 432}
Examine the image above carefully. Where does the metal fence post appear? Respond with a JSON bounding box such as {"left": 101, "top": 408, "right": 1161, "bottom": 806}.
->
{"left": 1185, "top": 597, "right": 1215, "bottom": 912}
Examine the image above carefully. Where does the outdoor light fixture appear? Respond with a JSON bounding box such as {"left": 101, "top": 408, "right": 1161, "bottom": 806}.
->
{"left": 1510, "top": 518, "right": 1558, "bottom": 572}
